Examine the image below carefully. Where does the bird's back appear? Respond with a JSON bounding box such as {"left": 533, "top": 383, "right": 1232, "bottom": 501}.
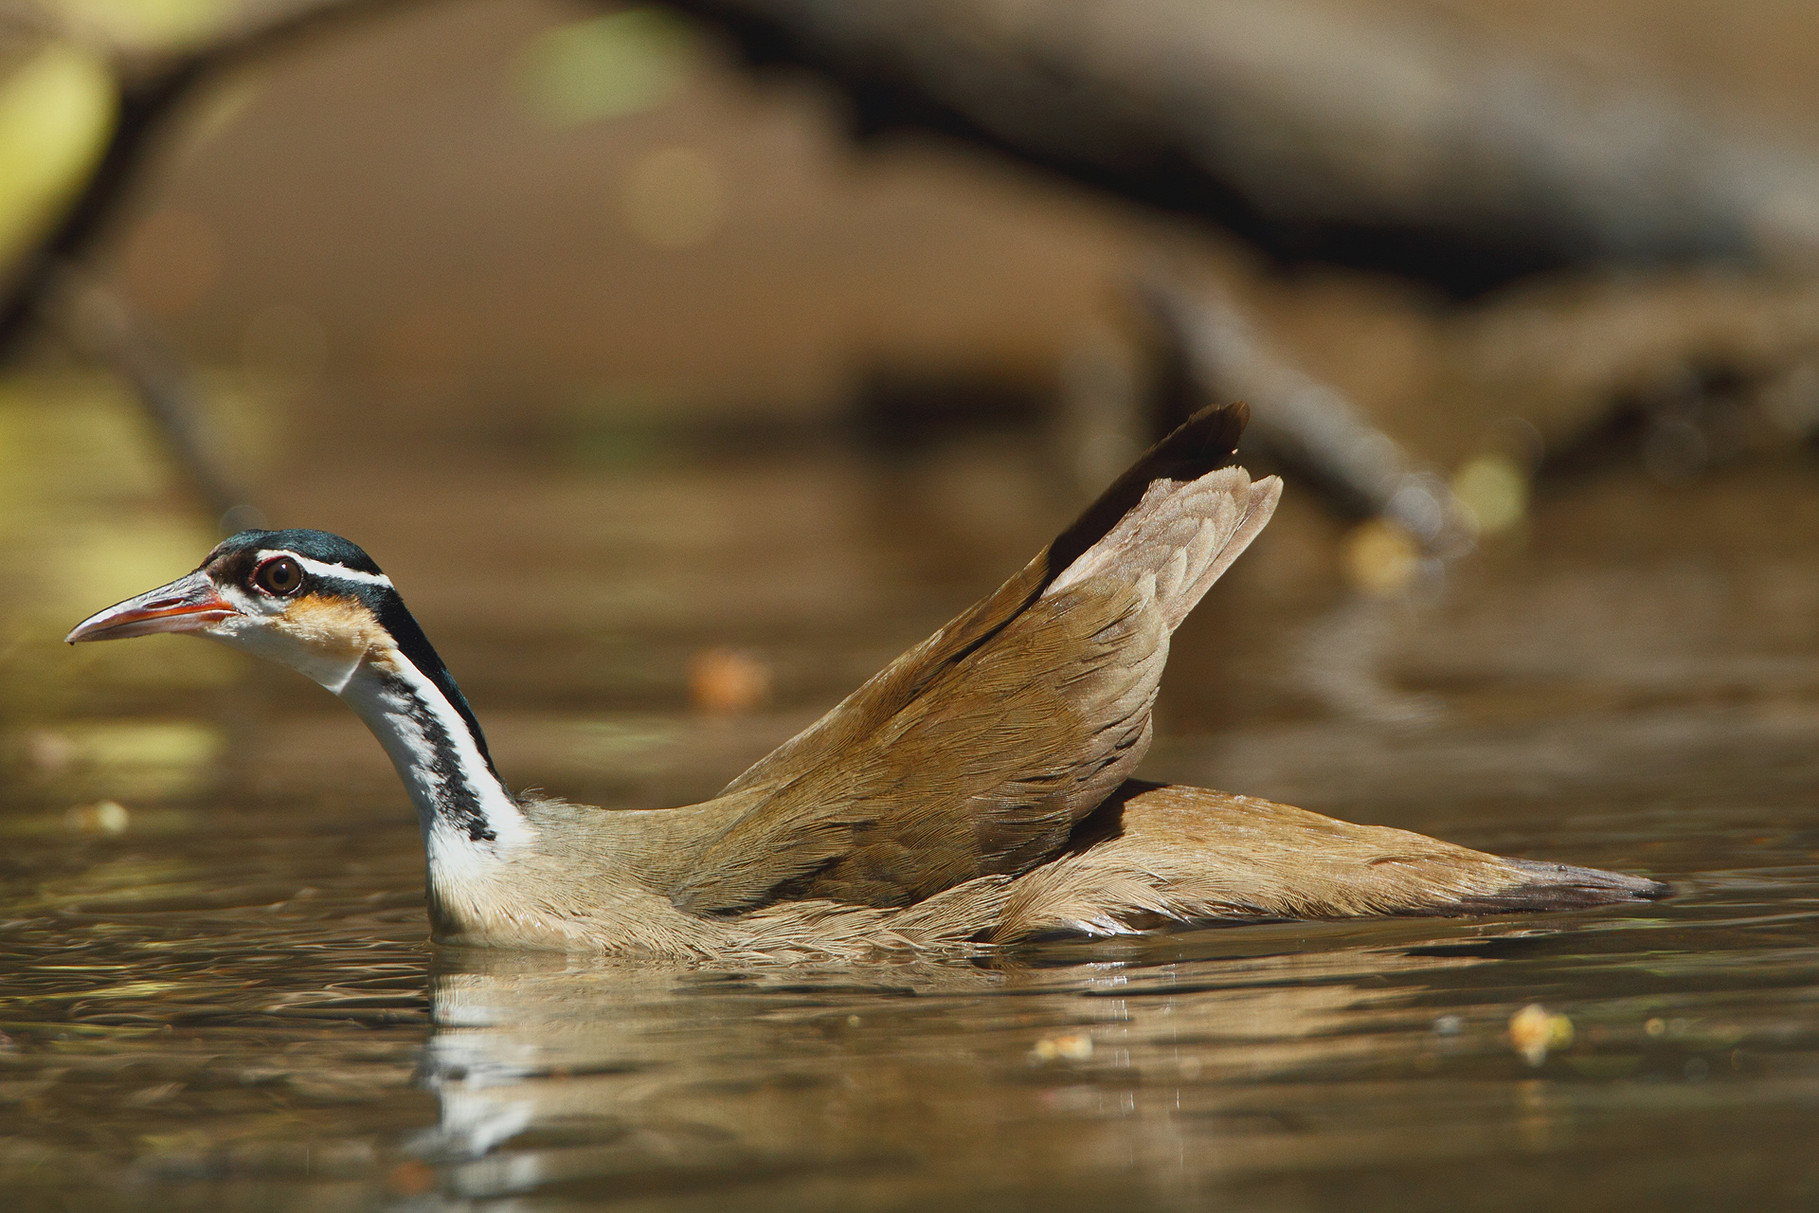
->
{"left": 491, "top": 401, "right": 1664, "bottom": 953}
{"left": 666, "top": 403, "right": 1280, "bottom": 914}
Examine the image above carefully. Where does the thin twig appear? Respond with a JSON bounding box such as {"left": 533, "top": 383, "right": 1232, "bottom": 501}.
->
{"left": 1139, "top": 277, "right": 1473, "bottom": 558}
{"left": 46, "top": 269, "right": 260, "bottom": 526}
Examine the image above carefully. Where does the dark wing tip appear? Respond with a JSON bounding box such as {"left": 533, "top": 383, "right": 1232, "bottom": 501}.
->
{"left": 1463, "top": 858, "right": 1671, "bottom": 914}
{"left": 1048, "top": 401, "right": 1250, "bottom": 577}
{"left": 1151, "top": 401, "right": 1249, "bottom": 480}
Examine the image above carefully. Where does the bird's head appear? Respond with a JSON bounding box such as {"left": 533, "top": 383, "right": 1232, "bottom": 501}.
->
{"left": 67, "top": 529, "right": 411, "bottom": 694}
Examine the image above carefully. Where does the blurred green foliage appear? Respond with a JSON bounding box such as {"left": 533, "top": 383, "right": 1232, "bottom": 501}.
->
{"left": 0, "top": 43, "right": 114, "bottom": 267}
{"left": 46, "top": 0, "right": 233, "bottom": 48}
{"left": 510, "top": 8, "right": 697, "bottom": 127}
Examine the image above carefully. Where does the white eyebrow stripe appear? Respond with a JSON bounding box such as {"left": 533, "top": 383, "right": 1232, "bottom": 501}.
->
{"left": 259, "top": 551, "right": 395, "bottom": 589}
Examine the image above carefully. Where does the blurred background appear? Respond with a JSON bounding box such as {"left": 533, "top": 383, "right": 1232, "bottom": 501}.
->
{"left": 10, "top": 0, "right": 1819, "bottom": 806}
{"left": 4, "top": 1, "right": 1819, "bottom": 1209}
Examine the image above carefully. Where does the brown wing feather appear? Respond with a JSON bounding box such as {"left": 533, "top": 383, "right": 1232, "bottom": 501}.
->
{"left": 676, "top": 581, "right": 1161, "bottom": 910}
{"left": 987, "top": 782, "right": 1671, "bottom": 940}
{"left": 718, "top": 402, "right": 1252, "bottom": 802}
{"left": 674, "top": 403, "right": 1276, "bottom": 915}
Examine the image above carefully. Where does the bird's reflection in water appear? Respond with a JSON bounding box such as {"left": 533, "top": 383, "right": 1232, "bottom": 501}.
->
{"left": 410, "top": 928, "right": 1512, "bottom": 1209}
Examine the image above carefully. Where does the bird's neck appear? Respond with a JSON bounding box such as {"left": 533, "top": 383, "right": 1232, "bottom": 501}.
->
{"left": 334, "top": 639, "right": 535, "bottom": 882}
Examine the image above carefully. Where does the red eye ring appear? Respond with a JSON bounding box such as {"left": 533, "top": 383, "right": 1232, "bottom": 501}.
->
{"left": 254, "top": 556, "right": 304, "bottom": 597}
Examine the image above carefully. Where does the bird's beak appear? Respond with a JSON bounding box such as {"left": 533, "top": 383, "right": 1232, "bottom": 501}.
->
{"left": 65, "top": 570, "right": 240, "bottom": 644}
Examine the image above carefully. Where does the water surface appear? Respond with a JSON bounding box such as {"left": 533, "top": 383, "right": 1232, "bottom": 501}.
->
{"left": 4, "top": 399, "right": 1816, "bottom": 1210}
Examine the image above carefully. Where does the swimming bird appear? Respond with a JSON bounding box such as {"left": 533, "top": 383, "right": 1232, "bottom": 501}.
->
{"left": 66, "top": 404, "right": 1665, "bottom": 956}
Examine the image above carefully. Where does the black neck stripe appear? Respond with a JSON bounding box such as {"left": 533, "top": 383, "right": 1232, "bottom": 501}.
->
{"left": 364, "top": 588, "right": 497, "bottom": 771}
{"left": 378, "top": 668, "right": 499, "bottom": 843}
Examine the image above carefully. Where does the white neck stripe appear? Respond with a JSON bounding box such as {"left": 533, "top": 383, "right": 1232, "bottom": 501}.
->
{"left": 389, "top": 653, "right": 531, "bottom": 841}
{"left": 259, "top": 552, "right": 395, "bottom": 589}
{"left": 337, "top": 646, "right": 534, "bottom": 863}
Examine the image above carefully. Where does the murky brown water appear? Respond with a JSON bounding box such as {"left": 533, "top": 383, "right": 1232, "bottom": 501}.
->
{"left": 4, "top": 381, "right": 1818, "bottom": 1210}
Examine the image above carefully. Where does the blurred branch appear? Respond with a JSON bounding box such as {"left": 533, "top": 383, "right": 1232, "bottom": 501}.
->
{"left": 1135, "top": 277, "right": 1467, "bottom": 724}
{"left": 1448, "top": 275, "right": 1819, "bottom": 467}
{"left": 46, "top": 270, "right": 260, "bottom": 525}
{"left": 665, "top": 0, "right": 1819, "bottom": 296}
{"left": 0, "top": 0, "right": 428, "bottom": 366}
{"left": 1140, "top": 278, "right": 1472, "bottom": 557}
{"left": 1134, "top": 278, "right": 1460, "bottom": 724}
{"left": 0, "top": 0, "right": 431, "bottom": 531}
{"left": 0, "top": 1, "right": 55, "bottom": 36}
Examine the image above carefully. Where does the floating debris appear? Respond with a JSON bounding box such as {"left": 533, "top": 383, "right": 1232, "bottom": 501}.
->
{"left": 64, "top": 799, "right": 130, "bottom": 835}
{"left": 1031, "top": 1032, "right": 1094, "bottom": 1063}
{"left": 1509, "top": 1003, "right": 1574, "bottom": 1066}
{"left": 688, "top": 647, "right": 772, "bottom": 715}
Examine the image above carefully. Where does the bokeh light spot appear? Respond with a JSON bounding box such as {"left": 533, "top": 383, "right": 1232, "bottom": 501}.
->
{"left": 1343, "top": 518, "right": 1420, "bottom": 596}
{"left": 620, "top": 146, "right": 728, "bottom": 249}
{"left": 1452, "top": 453, "right": 1528, "bottom": 536}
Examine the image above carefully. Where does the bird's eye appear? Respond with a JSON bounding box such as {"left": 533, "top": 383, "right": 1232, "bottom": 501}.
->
{"left": 254, "top": 557, "right": 304, "bottom": 597}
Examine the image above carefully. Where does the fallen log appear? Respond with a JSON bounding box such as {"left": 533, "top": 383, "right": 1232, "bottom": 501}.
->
{"left": 667, "top": 0, "right": 1819, "bottom": 295}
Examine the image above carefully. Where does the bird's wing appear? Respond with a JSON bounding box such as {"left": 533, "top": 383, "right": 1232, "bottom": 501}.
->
{"left": 671, "top": 403, "right": 1281, "bottom": 913}
{"left": 986, "top": 782, "right": 1670, "bottom": 940}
